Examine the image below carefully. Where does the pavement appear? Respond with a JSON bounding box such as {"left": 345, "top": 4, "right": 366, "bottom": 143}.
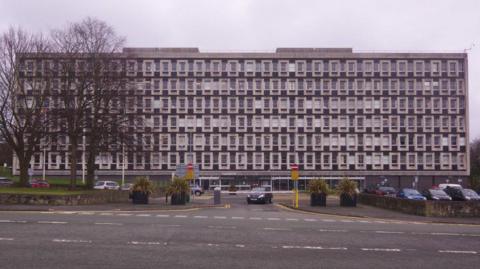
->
{"left": 0, "top": 194, "right": 479, "bottom": 269}
{"left": 274, "top": 193, "right": 480, "bottom": 225}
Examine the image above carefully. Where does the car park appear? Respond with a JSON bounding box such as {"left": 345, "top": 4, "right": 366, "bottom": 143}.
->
{"left": 121, "top": 183, "right": 133, "bottom": 191}
{"left": 397, "top": 188, "right": 426, "bottom": 200}
{"left": 422, "top": 189, "right": 452, "bottom": 201}
{"left": 375, "top": 186, "right": 397, "bottom": 197}
{"left": 94, "top": 181, "right": 120, "bottom": 190}
{"left": 247, "top": 187, "right": 273, "bottom": 204}
{"left": 29, "top": 179, "right": 50, "bottom": 188}
{"left": 0, "top": 177, "right": 14, "bottom": 187}
{"left": 460, "top": 189, "right": 480, "bottom": 201}
{"left": 443, "top": 187, "right": 480, "bottom": 201}
{"left": 190, "top": 185, "right": 204, "bottom": 196}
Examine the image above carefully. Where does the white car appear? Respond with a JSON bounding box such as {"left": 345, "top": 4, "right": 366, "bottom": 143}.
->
{"left": 94, "top": 181, "right": 120, "bottom": 190}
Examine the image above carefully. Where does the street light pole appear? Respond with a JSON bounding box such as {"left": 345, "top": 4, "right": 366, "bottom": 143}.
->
{"left": 121, "top": 141, "right": 125, "bottom": 187}
{"left": 82, "top": 129, "right": 85, "bottom": 184}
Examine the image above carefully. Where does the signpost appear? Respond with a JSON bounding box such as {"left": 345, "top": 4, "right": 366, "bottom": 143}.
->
{"left": 185, "top": 163, "right": 194, "bottom": 181}
{"left": 291, "top": 164, "right": 299, "bottom": 208}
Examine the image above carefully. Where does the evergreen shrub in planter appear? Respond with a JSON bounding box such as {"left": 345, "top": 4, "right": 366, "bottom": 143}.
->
{"left": 337, "top": 178, "right": 358, "bottom": 207}
{"left": 130, "top": 177, "right": 155, "bottom": 204}
{"left": 167, "top": 178, "right": 190, "bottom": 205}
{"left": 309, "top": 179, "right": 329, "bottom": 207}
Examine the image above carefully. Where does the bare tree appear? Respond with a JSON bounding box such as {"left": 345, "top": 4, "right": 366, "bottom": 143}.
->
{"left": 470, "top": 138, "right": 480, "bottom": 191}
{"left": 0, "top": 27, "right": 51, "bottom": 186}
{"left": 51, "top": 17, "right": 125, "bottom": 189}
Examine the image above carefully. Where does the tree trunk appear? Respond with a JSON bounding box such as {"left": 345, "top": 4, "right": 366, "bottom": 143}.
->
{"left": 69, "top": 137, "right": 78, "bottom": 190}
{"left": 86, "top": 149, "right": 96, "bottom": 189}
{"left": 18, "top": 157, "right": 30, "bottom": 187}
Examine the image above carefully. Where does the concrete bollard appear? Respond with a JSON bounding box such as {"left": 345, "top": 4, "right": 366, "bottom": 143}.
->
{"left": 214, "top": 187, "right": 221, "bottom": 205}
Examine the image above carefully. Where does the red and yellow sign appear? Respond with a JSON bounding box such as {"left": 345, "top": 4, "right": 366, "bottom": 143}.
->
{"left": 291, "top": 163, "right": 299, "bottom": 181}
{"left": 185, "top": 163, "right": 194, "bottom": 181}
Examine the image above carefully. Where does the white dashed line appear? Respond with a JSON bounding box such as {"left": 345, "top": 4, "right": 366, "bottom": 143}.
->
{"left": 304, "top": 218, "right": 317, "bottom": 222}
{"left": 375, "top": 231, "right": 405, "bottom": 234}
{"left": 318, "top": 229, "right": 348, "bottom": 233}
{"left": 321, "top": 219, "right": 336, "bottom": 222}
{"left": 38, "top": 221, "right": 67, "bottom": 224}
{"left": 58, "top": 212, "right": 76, "bottom": 215}
{"left": 129, "top": 241, "right": 162, "bottom": 245}
{"left": 99, "top": 213, "right": 113, "bottom": 216}
{"left": 193, "top": 215, "right": 208, "bottom": 219}
{"left": 267, "top": 217, "right": 280, "bottom": 221}
{"left": 231, "top": 216, "right": 245, "bottom": 220}
{"left": 117, "top": 213, "right": 132, "bottom": 216}
{"left": 282, "top": 245, "right": 347, "bottom": 251}
{"left": 0, "top": 220, "right": 26, "bottom": 223}
{"left": 340, "top": 220, "right": 354, "bottom": 223}
{"left": 208, "top": 225, "right": 237, "bottom": 229}
{"left": 249, "top": 217, "right": 262, "bottom": 220}
{"left": 94, "top": 222, "right": 122, "bottom": 226}
{"left": 78, "top": 212, "right": 95, "bottom": 215}
{"left": 285, "top": 218, "right": 299, "bottom": 221}
{"left": 373, "top": 221, "right": 387, "bottom": 224}
{"left": 264, "top": 227, "right": 291, "bottom": 231}
{"left": 53, "top": 239, "right": 91, "bottom": 244}
{"left": 156, "top": 214, "right": 170, "bottom": 218}
{"left": 438, "top": 250, "right": 478, "bottom": 254}
{"left": 136, "top": 214, "right": 151, "bottom": 217}
{"left": 207, "top": 243, "right": 220, "bottom": 247}
{"left": 0, "top": 237, "right": 14, "bottom": 241}
{"left": 174, "top": 215, "right": 187, "bottom": 218}
{"left": 235, "top": 244, "right": 245, "bottom": 248}
{"left": 361, "top": 248, "right": 401, "bottom": 252}
{"left": 214, "top": 216, "right": 227, "bottom": 219}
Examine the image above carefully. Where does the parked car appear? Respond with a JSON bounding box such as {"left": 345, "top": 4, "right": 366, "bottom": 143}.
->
{"left": 190, "top": 185, "right": 204, "bottom": 196}
{"left": 0, "top": 177, "right": 14, "bottom": 187}
{"left": 93, "top": 181, "right": 120, "bottom": 190}
{"left": 121, "top": 183, "right": 133, "bottom": 191}
{"left": 397, "top": 188, "right": 426, "bottom": 200}
{"left": 443, "top": 187, "right": 480, "bottom": 201}
{"left": 422, "top": 189, "right": 452, "bottom": 201}
{"left": 375, "top": 186, "right": 397, "bottom": 197}
{"left": 247, "top": 187, "right": 273, "bottom": 204}
{"left": 363, "top": 184, "right": 378, "bottom": 194}
{"left": 29, "top": 179, "right": 50, "bottom": 188}
{"left": 438, "top": 183, "right": 462, "bottom": 190}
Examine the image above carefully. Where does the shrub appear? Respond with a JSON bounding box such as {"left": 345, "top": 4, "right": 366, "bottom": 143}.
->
{"left": 131, "top": 176, "right": 155, "bottom": 195}
{"left": 309, "top": 179, "right": 329, "bottom": 194}
{"left": 166, "top": 177, "right": 190, "bottom": 196}
{"left": 336, "top": 177, "right": 357, "bottom": 197}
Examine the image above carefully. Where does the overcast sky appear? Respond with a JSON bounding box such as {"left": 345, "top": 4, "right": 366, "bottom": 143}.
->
{"left": 1, "top": 0, "right": 479, "bottom": 140}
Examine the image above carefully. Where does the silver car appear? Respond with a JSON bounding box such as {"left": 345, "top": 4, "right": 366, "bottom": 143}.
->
{"left": 94, "top": 181, "right": 120, "bottom": 190}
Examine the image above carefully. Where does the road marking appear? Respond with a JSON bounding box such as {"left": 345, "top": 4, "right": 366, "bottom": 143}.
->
{"left": 193, "top": 215, "right": 208, "bottom": 219}
{"left": 78, "top": 212, "right": 95, "bottom": 215}
{"left": 249, "top": 217, "right": 262, "bottom": 220}
{"left": 53, "top": 239, "right": 91, "bottom": 244}
{"left": 231, "top": 216, "right": 245, "bottom": 220}
{"left": 375, "top": 231, "right": 405, "bottom": 234}
{"left": 361, "top": 248, "right": 401, "bottom": 252}
{"left": 321, "top": 219, "right": 336, "bottom": 222}
{"left": 159, "top": 224, "right": 181, "bottom": 227}
{"left": 99, "top": 213, "right": 113, "bottom": 216}
{"left": 174, "top": 215, "right": 187, "bottom": 218}
{"left": 235, "top": 244, "right": 245, "bottom": 248}
{"left": 129, "top": 241, "right": 162, "bottom": 245}
{"left": 264, "top": 227, "right": 291, "bottom": 231}
{"left": 0, "top": 238, "right": 14, "bottom": 241}
{"left": 285, "top": 218, "right": 299, "bottom": 221}
{"left": 208, "top": 225, "right": 237, "bottom": 229}
{"left": 318, "top": 229, "right": 348, "bottom": 233}
{"left": 58, "top": 212, "right": 76, "bottom": 215}
{"left": 430, "top": 232, "right": 461, "bottom": 236}
{"left": 340, "top": 220, "right": 354, "bottom": 223}
{"left": 373, "top": 221, "right": 387, "bottom": 224}
{"left": 38, "top": 221, "right": 67, "bottom": 224}
{"left": 214, "top": 216, "right": 227, "bottom": 219}
{"left": 136, "top": 214, "right": 151, "bottom": 217}
{"left": 267, "top": 217, "right": 280, "bottom": 221}
{"left": 438, "top": 250, "right": 477, "bottom": 254}
{"left": 156, "top": 214, "right": 170, "bottom": 218}
{"left": 304, "top": 218, "right": 317, "bottom": 222}
{"left": 207, "top": 243, "right": 220, "bottom": 247}
{"left": 117, "top": 213, "right": 132, "bottom": 216}
{"left": 358, "top": 220, "right": 370, "bottom": 223}
{"left": 282, "top": 245, "right": 347, "bottom": 251}
{"left": 94, "top": 222, "right": 122, "bottom": 226}
{"left": 0, "top": 220, "right": 27, "bottom": 223}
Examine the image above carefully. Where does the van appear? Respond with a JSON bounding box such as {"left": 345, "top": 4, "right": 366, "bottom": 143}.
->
{"left": 438, "top": 183, "right": 462, "bottom": 190}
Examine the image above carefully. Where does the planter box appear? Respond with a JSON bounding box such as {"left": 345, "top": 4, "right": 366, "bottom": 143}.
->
{"left": 340, "top": 193, "right": 357, "bottom": 207}
{"left": 310, "top": 193, "right": 327, "bottom": 206}
{"left": 130, "top": 191, "right": 149, "bottom": 204}
{"left": 171, "top": 192, "right": 187, "bottom": 205}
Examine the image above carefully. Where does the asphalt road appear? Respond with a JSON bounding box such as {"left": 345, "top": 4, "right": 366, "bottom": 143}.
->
{"left": 0, "top": 195, "right": 479, "bottom": 269}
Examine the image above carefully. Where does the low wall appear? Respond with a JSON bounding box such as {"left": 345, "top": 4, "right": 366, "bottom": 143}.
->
{"left": 0, "top": 190, "right": 129, "bottom": 206}
{"left": 358, "top": 193, "right": 480, "bottom": 217}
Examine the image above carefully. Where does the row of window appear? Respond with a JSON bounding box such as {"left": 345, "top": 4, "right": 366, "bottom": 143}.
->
{"left": 32, "top": 151, "right": 467, "bottom": 171}
{"left": 21, "top": 58, "right": 465, "bottom": 78}
{"left": 46, "top": 133, "right": 466, "bottom": 152}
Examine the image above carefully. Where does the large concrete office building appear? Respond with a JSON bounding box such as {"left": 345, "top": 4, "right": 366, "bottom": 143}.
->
{"left": 15, "top": 47, "right": 470, "bottom": 190}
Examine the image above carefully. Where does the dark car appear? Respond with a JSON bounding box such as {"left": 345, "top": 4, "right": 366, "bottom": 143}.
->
{"left": 422, "top": 189, "right": 452, "bottom": 201}
{"left": 397, "top": 188, "right": 426, "bottom": 200}
{"left": 247, "top": 187, "right": 273, "bottom": 204}
{"left": 443, "top": 187, "right": 480, "bottom": 201}
{"left": 375, "top": 186, "right": 397, "bottom": 196}
{"left": 29, "top": 179, "right": 50, "bottom": 188}
{"left": 0, "top": 177, "right": 14, "bottom": 187}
